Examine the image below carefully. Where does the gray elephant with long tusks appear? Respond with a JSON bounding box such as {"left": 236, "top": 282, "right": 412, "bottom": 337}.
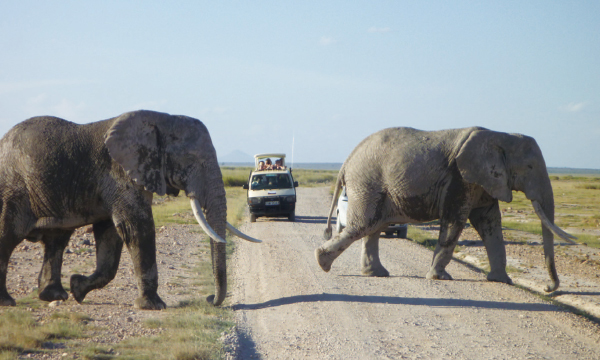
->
{"left": 0, "top": 110, "right": 262, "bottom": 309}
{"left": 317, "top": 126, "right": 576, "bottom": 292}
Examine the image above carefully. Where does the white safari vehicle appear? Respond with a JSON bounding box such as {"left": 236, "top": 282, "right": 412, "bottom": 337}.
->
{"left": 243, "top": 153, "right": 298, "bottom": 222}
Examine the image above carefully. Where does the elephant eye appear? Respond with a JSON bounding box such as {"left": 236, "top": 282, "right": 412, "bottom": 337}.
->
{"left": 527, "top": 165, "right": 533, "bottom": 170}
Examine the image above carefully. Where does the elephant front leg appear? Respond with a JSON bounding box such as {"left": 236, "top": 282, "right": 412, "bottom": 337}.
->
{"left": 117, "top": 219, "right": 166, "bottom": 310}
{"left": 38, "top": 230, "right": 72, "bottom": 302}
{"left": 361, "top": 232, "right": 389, "bottom": 277}
{"left": 469, "top": 202, "right": 512, "bottom": 285}
{"left": 70, "top": 220, "right": 124, "bottom": 304}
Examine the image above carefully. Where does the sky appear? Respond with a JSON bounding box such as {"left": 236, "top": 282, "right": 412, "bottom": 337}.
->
{"left": 1, "top": 1, "right": 598, "bottom": 168}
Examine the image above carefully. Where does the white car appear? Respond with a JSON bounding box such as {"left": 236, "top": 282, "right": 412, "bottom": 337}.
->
{"left": 336, "top": 186, "right": 408, "bottom": 238}
{"left": 243, "top": 153, "right": 298, "bottom": 222}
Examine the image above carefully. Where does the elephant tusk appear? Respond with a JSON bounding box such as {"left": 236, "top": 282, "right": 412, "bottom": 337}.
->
{"left": 532, "top": 201, "right": 578, "bottom": 244}
{"left": 190, "top": 199, "right": 227, "bottom": 244}
{"left": 226, "top": 222, "right": 262, "bottom": 243}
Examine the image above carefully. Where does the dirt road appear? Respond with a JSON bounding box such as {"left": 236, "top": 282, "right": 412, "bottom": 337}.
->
{"left": 225, "top": 186, "right": 600, "bottom": 359}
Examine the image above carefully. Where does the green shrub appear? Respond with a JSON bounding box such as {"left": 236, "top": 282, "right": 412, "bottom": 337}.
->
{"left": 576, "top": 184, "right": 600, "bottom": 190}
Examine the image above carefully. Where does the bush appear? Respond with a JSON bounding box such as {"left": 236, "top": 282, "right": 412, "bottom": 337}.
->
{"left": 577, "top": 184, "right": 600, "bottom": 190}
{"left": 222, "top": 176, "right": 247, "bottom": 187}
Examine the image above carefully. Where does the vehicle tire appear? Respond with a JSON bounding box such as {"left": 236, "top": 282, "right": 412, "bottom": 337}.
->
{"left": 385, "top": 231, "right": 394, "bottom": 238}
{"left": 397, "top": 227, "right": 408, "bottom": 239}
{"left": 250, "top": 214, "right": 257, "bottom": 223}
{"left": 336, "top": 212, "right": 343, "bottom": 233}
{"left": 288, "top": 210, "right": 295, "bottom": 222}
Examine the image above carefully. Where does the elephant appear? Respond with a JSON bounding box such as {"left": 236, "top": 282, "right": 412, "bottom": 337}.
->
{"left": 317, "top": 126, "right": 576, "bottom": 292}
{"left": 0, "top": 110, "right": 262, "bottom": 309}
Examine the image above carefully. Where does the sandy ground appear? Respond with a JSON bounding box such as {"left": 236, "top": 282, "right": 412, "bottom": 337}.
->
{"left": 4, "top": 224, "right": 211, "bottom": 359}
{"left": 4, "top": 186, "right": 600, "bottom": 359}
{"left": 224, "top": 186, "right": 600, "bottom": 360}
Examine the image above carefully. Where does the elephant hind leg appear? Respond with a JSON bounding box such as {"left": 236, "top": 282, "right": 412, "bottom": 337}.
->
{"left": 426, "top": 222, "right": 465, "bottom": 281}
{"left": 315, "top": 227, "right": 371, "bottom": 273}
{"left": 0, "top": 236, "right": 21, "bottom": 306}
{"left": 0, "top": 205, "right": 31, "bottom": 306}
{"left": 361, "top": 232, "right": 389, "bottom": 277}
{"left": 38, "top": 230, "right": 72, "bottom": 302}
{"left": 71, "top": 220, "right": 123, "bottom": 304}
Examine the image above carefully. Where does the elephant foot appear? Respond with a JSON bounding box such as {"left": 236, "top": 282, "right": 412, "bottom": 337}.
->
{"left": 362, "top": 265, "right": 389, "bottom": 277}
{"left": 70, "top": 274, "right": 89, "bottom": 304}
{"left": 39, "top": 284, "right": 69, "bottom": 302}
{"left": 0, "top": 292, "right": 16, "bottom": 306}
{"left": 315, "top": 247, "right": 338, "bottom": 272}
{"left": 545, "top": 281, "right": 559, "bottom": 293}
{"left": 135, "top": 293, "right": 166, "bottom": 310}
{"left": 487, "top": 270, "right": 513, "bottom": 285}
{"left": 426, "top": 268, "right": 453, "bottom": 281}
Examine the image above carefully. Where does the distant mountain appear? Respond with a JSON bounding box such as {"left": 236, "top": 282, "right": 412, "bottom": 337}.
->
{"left": 218, "top": 149, "right": 254, "bottom": 163}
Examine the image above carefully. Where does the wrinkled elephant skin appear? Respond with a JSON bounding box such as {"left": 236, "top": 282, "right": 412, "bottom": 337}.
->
{"left": 319, "top": 127, "right": 575, "bottom": 292}
{"left": 0, "top": 110, "right": 261, "bottom": 309}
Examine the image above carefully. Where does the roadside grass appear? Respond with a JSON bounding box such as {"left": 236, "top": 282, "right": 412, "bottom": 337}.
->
{"left": 0, "top": 182, "right": 248, "bottom": 360}
{"left": 83, "top": 299, "right": 234, "bottom": 360}
{"left": 498, "top": 176, "right": 600, "bottom": 247}
{"left": 220, "top": 166, "right": 338, "bottom": 188}
{"left": 0, "top": 309, "right": 88, "bottom": 355}
{"left": 3, "top": 170, "right": 598, "bottom": 358}
{"left": 152, "top": 186, "right": 247, "bottom": 229}
{"left": 291, "top": 169, "right": 337, "bottom": 187}
{"left": 221, "top": 167, "right": 251, "bottom": 187}
{"left": 406, "top": 226, "right": 438, "bottom": 250}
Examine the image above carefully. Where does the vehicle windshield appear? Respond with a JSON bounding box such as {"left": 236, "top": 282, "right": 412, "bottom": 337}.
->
{"left": 251, "top": 173, "right": 293, "bottom": 190}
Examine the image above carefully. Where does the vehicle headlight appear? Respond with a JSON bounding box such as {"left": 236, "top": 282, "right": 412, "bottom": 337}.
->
{"left": 248, "top": 197, "right": 262, "bottom": 205}
{"left": 285, "top": 196, "right": 296, "bottom": 203}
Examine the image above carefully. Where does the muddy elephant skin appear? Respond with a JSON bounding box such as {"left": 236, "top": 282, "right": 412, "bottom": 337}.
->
{"left": 318, "top": 127, "right": 575, "bottom": 292}
{"left": 0, "top": 110, "right": 261, "bottom": 309}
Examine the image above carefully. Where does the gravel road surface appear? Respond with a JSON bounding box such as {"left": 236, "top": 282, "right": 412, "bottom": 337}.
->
{"left": 225, "top": 186, "right": 600, "bottom": 360}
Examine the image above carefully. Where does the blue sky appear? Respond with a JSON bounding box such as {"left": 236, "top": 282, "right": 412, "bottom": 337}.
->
{"left": 1, "top": 1, "right": 598, "bottom": 168}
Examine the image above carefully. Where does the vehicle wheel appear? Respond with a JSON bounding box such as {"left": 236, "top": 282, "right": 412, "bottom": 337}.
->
{"left": 250, "top": 214, "right": 257, "bottom": 223}
{"left": 288, "top": 210, "right": 295, "bottom": 222}
{"left": 385, "top": 231, "right": 394, "bottom": 238}
{"left": 397, "top": 227, "right": 408, "bottom": 239}
{"left": 336, "top": 212, "right": 343, "bottom": 233}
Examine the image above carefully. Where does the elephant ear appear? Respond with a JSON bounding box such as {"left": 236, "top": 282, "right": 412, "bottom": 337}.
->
{"left": 105, "top": 111, "right": 167, "bottom": 196}
{"left": 455, "top": 130, "right": 512, "bottom": 202}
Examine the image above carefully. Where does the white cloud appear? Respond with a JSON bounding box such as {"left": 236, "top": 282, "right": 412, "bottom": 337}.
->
{"left": 367, "top": 26, "right": 391, "bottom": 33}
{"left": 0, "top": 79, "right": 94, "bottom": 95}
{"left": 201, "top": 107, "right": 227, "bottom": 116}
{"left": 52, "top": 99, "right": 86, "bottom": 119}
{"left": 28, "top": 93, "right": 48, "bottom": 106}
{"left": 560, "top": 102, "right": 586, "bottom": 112}
{"left": 129, "top": 100, "right": 169, "bottom": 111}
{"left": 24, "top": 94, "right": 85, "bottom": 119}
{"left": 320, "top": 36, "right": 336, "bottom": 46}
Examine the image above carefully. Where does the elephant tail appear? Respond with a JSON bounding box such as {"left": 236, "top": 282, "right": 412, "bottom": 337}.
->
{"left": 323, "top": 172, "right": 344, "bottom": 240}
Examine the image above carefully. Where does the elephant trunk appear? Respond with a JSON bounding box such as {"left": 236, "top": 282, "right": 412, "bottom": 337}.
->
{"left": 206, "top": 169, "right": 228, "bottom": 306}
{"left": 189, "top": 163, "right": 229, "bottom": 306}
{"left": 534, "top": 193, "right": 559, "bottom": 292}
{"left": 527, "top": 178, "right": 576, "bottom": 292}
{"left": 189, "top": 162, "right": 263, "bottom": 306}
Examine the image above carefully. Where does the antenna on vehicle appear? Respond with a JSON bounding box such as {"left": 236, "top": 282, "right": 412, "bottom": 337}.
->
{"left": 291, "top": 132, "right": 295, "bottom": 169}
